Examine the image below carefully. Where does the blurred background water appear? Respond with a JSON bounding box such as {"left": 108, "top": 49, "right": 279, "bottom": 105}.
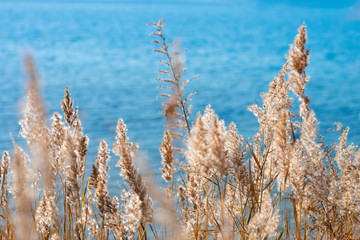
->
{"left": 0, "top": 0, "right": 359, "bottom": 191}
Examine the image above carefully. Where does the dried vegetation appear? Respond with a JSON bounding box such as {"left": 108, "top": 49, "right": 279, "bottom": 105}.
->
{"left": 1, "top": 19, "right": 359, "bottom": 239}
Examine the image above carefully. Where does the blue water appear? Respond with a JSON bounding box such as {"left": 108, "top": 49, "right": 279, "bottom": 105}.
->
{"left": 0, "top": 1, "right": 360, "bottom": 190}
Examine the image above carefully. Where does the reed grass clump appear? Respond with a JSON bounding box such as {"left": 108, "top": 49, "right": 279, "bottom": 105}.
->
{"left": 1, "top": 19, "right": 359, "bottom": 240}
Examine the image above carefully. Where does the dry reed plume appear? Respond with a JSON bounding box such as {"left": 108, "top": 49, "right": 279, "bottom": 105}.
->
{"left": 0, "top": 19, "right": 359, "bottom": 240}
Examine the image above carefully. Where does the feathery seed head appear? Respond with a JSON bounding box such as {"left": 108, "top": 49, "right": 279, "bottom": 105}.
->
{"left": 122, "top": 191, "right": 142, "bottom": 239}
{"left": 35, "top": 192, "right": 58, "bottom": 237}
{"left": 113, "top": 118, "right": 153, "bottom": 224}
{"left": 160, "top": 130, "right": 176, "bottom": 182}
{"left": 61, "top": 86, "right": 78, "bottom": 128}
{"left": 1, "top": 151, "right": 10, "bottom": 205}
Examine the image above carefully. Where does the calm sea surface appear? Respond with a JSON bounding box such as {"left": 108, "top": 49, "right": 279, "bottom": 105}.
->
{"left": 0, "top": 1, "right": 360, "bottom": 191}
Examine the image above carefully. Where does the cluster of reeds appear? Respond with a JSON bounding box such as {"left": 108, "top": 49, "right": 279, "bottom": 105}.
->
{"left": 1, "top": 19, "right": 359, "bottom": 239}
